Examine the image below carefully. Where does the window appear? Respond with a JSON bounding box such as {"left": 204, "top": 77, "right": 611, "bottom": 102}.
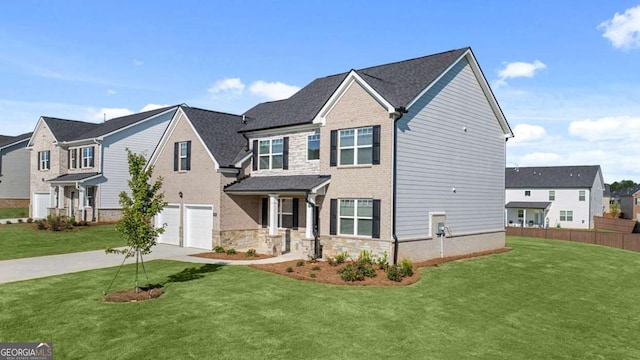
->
{"left": 81, "top": 147, "right": 94, "bottom": 168}
{"left": 578, "top": 190, "right": 586, "bottom": 201}
{"left": 69, "top": 149, "right": 78, "bottom": 169}
{"left": 560, "top": 210, "right": 573, "bottom": 222}
{"left": 179, "top": 142, "right": 189, "bottom": 171}
{"left": 339, "top": 199, "right": 373, "bottom": 237}
{"left": 524, "top": 190, "right": 531, "bottom": 197}
{"left": 517, "top": 209, "right": 524, "bottom": 218}
{"left": 278, "top": 198, "right": 294, "bottom": 228}
{"left": 548, "top": 190, "right": 555, "bottom": 201}
{"left": 39, "top": 151, "right": 50, "bottom": 170}
{"left": 259, "top": 139, "right": 283, "bottom": 170}
{"left": 173, "top": 141, "right": 191, "bottom": 171}
{"left": 339, "top": 127, "right": 372, "bottom": 166}
{"left": 307, "top": 134, "right": 320, "bottom": 160}
{"left": 636, "top": 198, "right": 640, "bottom": 206}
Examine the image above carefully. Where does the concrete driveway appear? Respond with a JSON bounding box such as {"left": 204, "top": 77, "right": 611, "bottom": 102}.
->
{"left": 0, "top": 245, "right": 304, "bottom": 284}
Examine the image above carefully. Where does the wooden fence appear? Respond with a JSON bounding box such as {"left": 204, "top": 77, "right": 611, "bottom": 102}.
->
{"left": 506, "top": 227, "right": 640, "bottom": 252}
{"left": 593, "top": 216, "right": 636, "bottom": 233}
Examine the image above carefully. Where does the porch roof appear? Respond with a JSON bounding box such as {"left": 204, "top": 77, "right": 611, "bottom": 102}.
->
{"left": 505, "top": 201, "right": 551, "bottom": 210}
{"left": 47, "top": 172, "right": 101, "bottom": 184}
{"left": 224, "top": 175, "right": 331, "bottom": 195}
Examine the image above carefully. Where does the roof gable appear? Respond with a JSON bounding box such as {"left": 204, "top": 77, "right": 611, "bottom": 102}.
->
{"left": 505, "top": 166, "right": 602, "bottom": 189}
{"left": 0, "top": 132, "right": 32, "bottom": 149}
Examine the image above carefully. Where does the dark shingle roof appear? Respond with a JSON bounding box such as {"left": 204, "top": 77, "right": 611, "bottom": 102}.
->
{"left": 0, "top": 132, "right": 32, "bottom": 149}
{"left": 47, "top": 172, "right": 100, "bottom": 182}
{"left": 42, "top": 106, "right": 177, "bottom": 142}
{"left": 241, "top": 48, "right": 469, "bottom": 132}
{"left": 224, "top": 175, "right": 331, "bottom": 193}
{"left": 505, "top": 201, "right": 552, "bottom": 209}
{"left": 505, "top": 166, "right": 601, "bottom": 189}
{"left": 179, "top": 106, "right": 247, "bottom": 167}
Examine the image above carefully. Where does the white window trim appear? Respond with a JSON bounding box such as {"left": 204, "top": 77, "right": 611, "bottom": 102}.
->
{"left": 560, "top": 210, "right": 574, "bottom": 222}
{"left": 549, "top": 190, "right": 555, "bottom": 201}
{"left": 258, "top": 138, "right": 283, "bottom": 170}
{"left": 178, "top": 141, "right": 189, "bottom": 171}
{"left": 578, "top": 190, "right": 586, "bottom": 202}
{"left": 277, "top": 198, "right": 293, "bottom": 228}
{"left": 338, "top": 198, "right": 373, "bottom": 237}
{"left": 307, "top": 134, "right": 320, "bottom": 161}
{"left": 81, "top": 147, "right": 94, "bottom": 169}
{"left": 338, "top": 127, "right": 373, "bottom": 166}
{"left": 40, "top": 151, "right": 50, "bottom": 170}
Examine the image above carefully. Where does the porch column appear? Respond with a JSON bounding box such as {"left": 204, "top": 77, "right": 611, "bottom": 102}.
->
{"left": 269, "top": 193, "right": 278, "bottom": 236}
{"left": 57, "top": 186, "right": 64, "bottom": 209}
{"left": 523, "top": 209, "right": 527, "bottom": 227}
{"left": 49, "top": 185, "right": 56, "bottom": 209}
{"left": 78, "top": 185, "right": 85, "bottom": 221}
{"left": 305, "top": 193, "right": 316, "bottom": 239}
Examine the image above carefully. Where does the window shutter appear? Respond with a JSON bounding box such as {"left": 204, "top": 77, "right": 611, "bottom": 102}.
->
{"left": 67, "top": 150, "right": 71, "bottom": 169}
{"left": 330, "top": 199, "right": 337, "bottom": 235}
{"left": 90, "top": 146, "right": 95, "bottom": 167}
{"left": 372, "top": 199, "right": 381, "bottom": 239}
{"left": 37, "top": 152, "right": 41, "bottom": 170}
{"left": 173, "top": 142, "right": 179, "bottom": 171}
{"left": 292, "top": 198, "right": 299, "bottom": 229}
{"left": 261, "top": 198, "right": 268, "bottom": 227}
{"left": 252, "top": 140, "right": 259, "bottom": 171}
{"left": 372, "top": 125, "right": 381, "bottom": 165}
{"left": 330, "top": 130, "right": 337, "bottom": 167}
{"left": 186, "top": 141, "right": 191, "bottom": 171}
{"left": 282, "top": 137, "right": 289, "bottom": 170}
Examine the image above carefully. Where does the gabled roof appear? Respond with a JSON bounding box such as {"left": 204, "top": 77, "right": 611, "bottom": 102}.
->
{"left": 0, "top": 132, "right": 32, "bottom": 149}
{"left": 505, "top": 201, "right": 552, "bottom": 209}
{"left": 241, "top": 48, "right": 469, "bottom": 132}
{"left": 47, "top": 172, "right": 101, "bottom": 183}
{"left": 505, "top": 166, "right": 602, "bottom": 189}
{"left": 179, "top": 106, "right": 247, "bottom": 167}
{"left": 224, "top": 175, "right": 331, "bottom": 193}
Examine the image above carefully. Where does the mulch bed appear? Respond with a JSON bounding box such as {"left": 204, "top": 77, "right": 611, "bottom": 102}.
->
{"left": 104, "top": 287, "right": 164, "bottom": 302}
{"left": 190, "top": 251, "right": 275, "bottom": 261}
{"left": 252, "top": 247, "right": 511, "bottom": 286}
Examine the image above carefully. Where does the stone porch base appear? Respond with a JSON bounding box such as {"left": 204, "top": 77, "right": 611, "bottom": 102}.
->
{"left": 0, "top": 199, "right": 29, "bottom": 208}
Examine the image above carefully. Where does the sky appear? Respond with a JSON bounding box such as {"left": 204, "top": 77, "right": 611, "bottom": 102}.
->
{"left": 0, "top": 1, "right": 639, "bottom": 183}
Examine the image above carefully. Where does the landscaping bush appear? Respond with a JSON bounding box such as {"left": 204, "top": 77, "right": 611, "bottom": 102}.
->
{"left": 46, "top": 215, "right": 73, "bottom": 231}
{"left": 213, "top": 246, "right": 225, "bottom": 253}
{"left": 309, "top": 273, "right": 317, "bottom": 278}
{"left": 26, "top": 218, "right": 33, "bottom": 223}
{"left": 296, "top": 260, "right": 305, "bottom": 267}
{"left": 17, "top": 219, "right": 24, "bottom": 223}
{"left": 311, "top": 265, "right": 321, "bottom": 271}
{"left": 334, "top": 252, "right": 349, "bottom": 264}
{"left": 246, "top": 248, "right": 257, "bottom": 257}
{"left": 399, "top": 258, "right": 414, "bottom": 277}
{"left": 36, "top": 220, "right": 47, "bottom": 230}
{"left": 5, "top": 220, "right": 11, "bottom": 225}
{"left": 376, "top": 251, "right": 389, "bottom": 270}
{"left": 285, "top": 266, "right": 293, "bottom": 273}
{"left": 226, "top": 248, "right": 237, "bottom": 255}
{"left": 338, "top": 262, "right": 377, "bottom": 282}
{"left": 387, "top": 265, "right": 403, "bottom": 282}
{"left": 358, "top": 249, "right": 374, "bottom": 265}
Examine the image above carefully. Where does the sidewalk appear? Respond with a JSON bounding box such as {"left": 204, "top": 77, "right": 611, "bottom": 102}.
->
{"left": 0, "top": 245, "right": 305, "bottom": 284}
{"left": 0, "top": 218, "right": 28, "bottom": 224}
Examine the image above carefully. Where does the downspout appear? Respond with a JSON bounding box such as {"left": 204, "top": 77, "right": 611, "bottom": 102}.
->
{"left": 392, "top": 106, "right": 408, "bottom": 265}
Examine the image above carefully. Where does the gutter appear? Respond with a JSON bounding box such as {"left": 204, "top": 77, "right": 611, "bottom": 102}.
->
{"left": 391, "top": 106, "right": 408, "bottom": 265}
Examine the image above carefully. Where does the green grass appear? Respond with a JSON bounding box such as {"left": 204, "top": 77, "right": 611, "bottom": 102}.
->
{"left": 0, "top": 223, "right": 126, "bottom": 260}
{"left": 0, "top": 207, "right": 28, "bottom": 219}
{"left": 1, "top": 237, "right": 640, "bottom": 359}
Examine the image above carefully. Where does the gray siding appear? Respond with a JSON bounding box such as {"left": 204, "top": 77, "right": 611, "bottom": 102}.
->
{"left": 395, "top": 58, "right": 506, "bottom": 239}
{"left": 0, "top": 142, "right": 30, "bottom": 199}
{"left": 589, "top": 170, "right": 604, "bottom": 227}
{"left": 100, "top": 111, "right": 174, "bottom": 209}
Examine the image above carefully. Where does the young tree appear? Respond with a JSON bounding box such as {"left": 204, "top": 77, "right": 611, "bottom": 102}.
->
{"left": 609, "top": 202, "right": 621, "bottom": 218}
{"left": 106, "top": 150, "right": 167, "bottom": 293}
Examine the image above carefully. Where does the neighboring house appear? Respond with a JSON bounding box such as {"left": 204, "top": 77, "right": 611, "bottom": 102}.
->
{"left": 0, "top": 132, "right": 32, "bottom": 208}
{"left": 152, "top": 47, "right": 513, "bottom": 261}
{"left": 148, "top": 105, "right": 250, "bottom": 250}
{"left": 633, "top": 189, "right": 640, "bottom": 223}
{"left": 27, "top": 106, "right": 178, "bottom": 220}
{"left": 602, "top": 184, "right": 612, "bottom": 214}
{"left": 505, "top": 165, "right": 604, "bottom": 229}
{"left": 618, "top": 186, "right": 640, "bottom": 220}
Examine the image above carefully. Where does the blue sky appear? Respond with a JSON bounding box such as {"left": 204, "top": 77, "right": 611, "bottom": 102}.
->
{"left": 1, "top": 1, "right": 639, "bottom": 183}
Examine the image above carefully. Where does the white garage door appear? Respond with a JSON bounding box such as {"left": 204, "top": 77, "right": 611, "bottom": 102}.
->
{"left": 32, "top": 192, "right": 50, "bottom": 219}
{"left": 156, "top": 204, "right": 180, "bottom": 246}
{"left": 184, "top": 205, "right": 213, "bottom": 250}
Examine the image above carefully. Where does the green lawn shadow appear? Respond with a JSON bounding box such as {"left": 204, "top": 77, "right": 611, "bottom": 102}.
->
{"left": 147, "top": 263, "right": 225, "bottom": 290}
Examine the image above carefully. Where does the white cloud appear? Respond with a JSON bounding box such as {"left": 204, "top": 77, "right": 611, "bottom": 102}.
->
{"left": 598, "top": 5, "right": 640, "bottom": 50}
{"left": 133, "top": 59, "right": 144, "bottom": 66}
{"left": 89, "top": 107, "right": 133, "bottom": 121}
{"left": 107, "top": 89, "right": 116, "bottom": 95}
{"left": 510, "top": 124, "right": 549, "bottom": 144}
{"left": 208, "top": 78, "right": 245, "bottom": 96}
{"left": 569, "top": 116, "right": 640, "bottom": 141}
{"left": 140, "top": 103, "right": 170, "bottom": 112}
{"left": 249, "top": 81, "right": 300, "bottom": 100}
{"left": 496, "top": 60, "right": 546, "bottom": 87}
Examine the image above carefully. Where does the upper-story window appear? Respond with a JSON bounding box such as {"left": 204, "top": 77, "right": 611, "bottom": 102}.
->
{"left": 578, "top": 190, "right": 586, "bottom": 201}
{"left": 339, "top": 127, "right": 372, "bottom": 166}
{"left": 307, "top": 134, "right": 320, "bottom": 160}
{"left": 38, "top": 151, "right": 50, "bottom": 170}
{"left": 259, "top": 139, "right": 283, "bottom": 170}
{"left": 524, "top": 190, "right": 531, "bottom": 197}
{"left": 549, "top": 190, "right": 555, "bottom": 201}
{"left": 173, "top": 141, "right": 191, "bottom": 171}
{"left": 81, "top": 146, "right": 94, "bottom": 168}
{"left": 69, "top": 149, "right": 78, "bottom": 169}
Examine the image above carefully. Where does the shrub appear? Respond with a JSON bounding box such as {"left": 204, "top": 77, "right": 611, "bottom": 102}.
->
{"left": 246, "top": 248, "right": 257, "bottom": 257}
{"left": 213, "top": 246, "right": 225, "bottom": 253}
{"left": 17, "top": 219, "right": 24, "bottom": 223}
{"left": 309, "top": 273, "right": 317, "bottom": 278}
{"left": 285, "top": 267, "right": 294, "bottom": 273}
{"left": 358, "top": 249, "right": 374, "bottom": 265}
{"left": 327, "top": 257, "right": 337, "bottom": 267}
{"left": 335, "top": 252, "right": 349, "bottom": 264}
{"left": 5, "top": 220, "right": 11, "bottom": 225}
{"left": 376, "top": 251, "right": 389, "bottom": 270}
{"left": 226, "top": 248, "right": 237, "bottom": 255}
{"left": 387, "top": 265, "right": 403, "bottom": 282}
{"left": 399, "top": 258, "right": 414, "bottom": 277}
{"left": 338, "top": 262, "right": 376, "bottom": 282}
{"left": 36, "top": 220, "right": 47, "bottom": 230}
{"left": 26, "top": 218, "right": 34, "bottom": 223}
{"left": 296, "top": 260, "right": 305, "bottom": 267}
{"left": 69, "top": 217, "right": 77, "bottom": 227}
{"left": 311, "top": 265, "right": 321, "bottom": 271}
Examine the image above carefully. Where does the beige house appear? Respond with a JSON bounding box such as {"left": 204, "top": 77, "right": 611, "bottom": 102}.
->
{"left": 153, "top": 47, "right": 513, "bottom": 263}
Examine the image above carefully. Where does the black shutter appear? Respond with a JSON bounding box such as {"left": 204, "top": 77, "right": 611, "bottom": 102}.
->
{"left": 292, "top": 198, "right": 299, "bottom": 229}
{"left": 330, "top": 199, "right": 337, "bottom": 235}
{"left": 261, "top": 198, "right": 268, "bottom": 227}
{"left": 90, "top": 146, "right": 95, "bottom": 167}
{"left": 372, "top": 199, "right": 381, "bottom": 239}
{"left": 67, "top": 150, "right": 71, "bottom": 169}
{"left": 330, "top": 130, "right": 337, "bottom": 167}
{"left": 252, "top": 140, "right": 258, "bottom": 171}
{"left": 372, "top": 125, "right": 381, "bottom": 165}
{"left": 282, "top": 137, "right": 289, "bottom": 170}
{"left": 186, "top": 141, "right": 191, "bottom": 170}
{"left": 173, "top": 142, "right": 179, "bottom": 171}
{"left": 37, "top": 152, "right": 41, "bottom": 170}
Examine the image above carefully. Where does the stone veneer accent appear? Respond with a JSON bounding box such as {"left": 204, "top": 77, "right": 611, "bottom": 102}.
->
{"left": 250, "top": 128, "right": 320, "bottom": 177}
{"left": 319, "top": 236, "right": 393, "bottom": 260}
{"left": 96, "top": 209, "right": 123, "bottom": 222}
{"left": 219, "top": 228, "right": 315, "bottom": 256}
{"left": 0, "top": 199, "right": 29, "bottom": 208}
{"left": 396, "top": 231, "right": 505, "bottom": 262}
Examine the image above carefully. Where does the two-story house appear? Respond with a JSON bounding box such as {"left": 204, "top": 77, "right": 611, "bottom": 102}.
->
{"left": 27, "top": 106, "right": 178, "bottom": 221}
{"left": 505, "top": 165, "right": 604, "bottom": 229}
{"left": 0, "top": 132, "right": 32, "bottom": 209}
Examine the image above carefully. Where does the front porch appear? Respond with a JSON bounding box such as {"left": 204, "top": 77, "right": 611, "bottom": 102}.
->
{"left": 505, "top": 201, "right": 551, "bottom": 228}
{"left": 47, "top": 173, "right": 100, "bottom": 222}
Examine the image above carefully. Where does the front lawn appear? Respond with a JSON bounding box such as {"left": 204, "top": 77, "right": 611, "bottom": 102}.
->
{"left": 0, "top": 223, "right": 126, "bottom": 260}
{"left": 1, "top": 237, "right": 640, "bottom": 359}
{"left": 0, "top": 207, "right": 28, "bottom": 219}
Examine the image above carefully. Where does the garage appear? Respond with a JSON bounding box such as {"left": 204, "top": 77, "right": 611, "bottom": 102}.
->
{"left": 32, "top": 192, "right": 50, "bottom": 219}
{"left": 184, "top": 205, "right": 214, "bottom": 250}
{"left": 156, "top": 204, "right": 180, "bottom": 246}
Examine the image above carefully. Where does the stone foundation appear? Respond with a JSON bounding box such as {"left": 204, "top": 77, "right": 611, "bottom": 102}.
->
{"left": 319, "top": 236, "right": 393, "bottom": 260}
{"left": 0, "top": 199, "right": 29, "bottom": 208}
{"left": 97, "top": 209, "right": 123, "bottom": 222}
{"left": 219, "top": 228, "right": 315, "bottom": 256}
{"left": 396, "top": 231, "right": 505, "bottom": 262}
